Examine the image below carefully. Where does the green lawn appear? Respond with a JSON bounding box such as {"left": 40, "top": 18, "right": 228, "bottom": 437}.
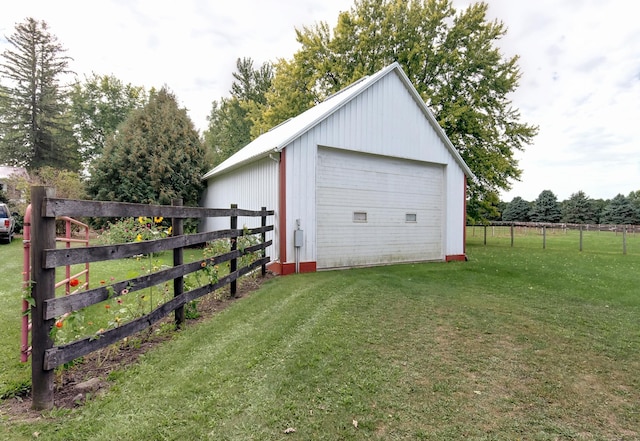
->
{"left": 1, "top": 231, "right": 639, "bottom": 440}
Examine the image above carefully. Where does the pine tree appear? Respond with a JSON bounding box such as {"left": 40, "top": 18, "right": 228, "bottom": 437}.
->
{"left": 601, "top": 194, "right": 637, "bottom": 225}
{"left": 502, "top": 196, "right": 531, "bottom": 222}
{"left": 530, "top": 190, "right": 561, "bottom": 223}
{"left": 87, "top": 87, "right": 209, "bottom": 206}
{"left": 0, "top": 18, "right": 79, "bottom": 170}
{"left": 562, "top": 191, "right": 595, "bottom": 224}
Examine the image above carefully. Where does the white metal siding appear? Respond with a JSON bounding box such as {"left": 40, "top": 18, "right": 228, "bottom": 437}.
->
{"left": 204, "top": 66, "right": 469, "bottom": 269}
{"left": 316, "top": 148, "right": 444, "bottom": 268}
{"left": 283, "top": 72, "right": 467, "bottom": 264}
{"left": 201, "top": 157, "right": 279, "bottom": 261}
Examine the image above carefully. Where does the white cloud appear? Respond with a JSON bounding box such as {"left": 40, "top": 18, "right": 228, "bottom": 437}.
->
{"left": 1, "top": 0, "right": 638, "bottom": 201}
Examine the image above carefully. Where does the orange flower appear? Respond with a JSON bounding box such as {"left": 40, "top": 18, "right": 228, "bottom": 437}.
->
{"left": 69, "top": 278, "right": 79, "bottom": 287}
{"left": 105, "top": 304, "right": 111, "bottom": 309}
{"left": 55, "top": 320, "right": 63, "bottom": 328}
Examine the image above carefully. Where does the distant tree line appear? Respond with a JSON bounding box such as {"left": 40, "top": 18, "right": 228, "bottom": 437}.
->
{"left": 491, "top": 190, "right": 640, "bottom": 225}
{"left": 0, "top": 17, "right": 208, "bottom": 223}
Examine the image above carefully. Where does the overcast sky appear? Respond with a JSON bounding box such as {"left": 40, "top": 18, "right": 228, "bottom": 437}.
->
{"left": 1, "top": 0, "right": 638, "bottom": 202}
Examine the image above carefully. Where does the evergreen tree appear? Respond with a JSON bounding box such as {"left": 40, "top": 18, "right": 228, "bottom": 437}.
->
{"left": 69, "top": 73, "right": 147, "bottom": 165}
{"left": 502, "top": 196, "right": 531, "bottom": 222}
{"left": 87, "top": 87, "right": 209, "bottom": 207}
{"left": 562, "top": 191, "right": 595, "bottom": 224}
{"left": 601, "top": 194, "right": 637, "bottom": 225}
{"left": 627, "top": 190, "right": 640, "bottom": 222}
{"left": 250, "top": 0, "right": 538, "bottom": 219}
{"left": 203, "top": 58, "right": 273, "bottom": 166}
{"left": 0, "top": 18, "right": 79, "bottom": 170}
{"left": 590, "top": 198, "right": 607, "bottom": 224}
{"left": 530, "top": 190, "right": 561, "bottom": 223}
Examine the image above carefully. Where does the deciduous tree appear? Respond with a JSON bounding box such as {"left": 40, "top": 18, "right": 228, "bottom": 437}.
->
{"left": 251, "top": 0, "right": 538, "bottom": 219}
{"left": 69, "top": 73, "right": 147, "bottom": 165}
{"left": 203, "top": 58, "right": 273, "bottom": 166}
{"left": 0, "top": 18, "right": 79, "bottom": 170}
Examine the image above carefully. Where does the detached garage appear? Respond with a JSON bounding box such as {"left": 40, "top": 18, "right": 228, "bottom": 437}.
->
{"left": 201, "top": 62, "right": 474, "bottom": 274}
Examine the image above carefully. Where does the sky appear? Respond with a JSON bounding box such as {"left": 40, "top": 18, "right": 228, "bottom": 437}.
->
{"left": 1, "top": 0, "right": 638, "bottom": 202}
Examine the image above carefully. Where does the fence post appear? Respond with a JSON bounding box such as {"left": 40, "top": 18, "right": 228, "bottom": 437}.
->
{"left": 172, "top": 199, "right": 184, "bottom": 328}
{"left": 483, "top": 225, "right": 487, "bottom": 246}
{"left": 542, "top": 226, "right": 546, "bottom": 249}
{"left": 510, "top": 223, "right": 514, "bottom": 247}
{"left": 579, "top": 225, "right": 583, "bottom": 252}
{"left": 30, "top": 186, "right": 56, "bottom": 410}
{"left": 261, "top": 206, "right": 267, "bottom": 277}
{"left": 623, "top": 226, "right": 627, "bottom": 255}
{"left": 230, "top": 204, "right": 238, "bottom": 297}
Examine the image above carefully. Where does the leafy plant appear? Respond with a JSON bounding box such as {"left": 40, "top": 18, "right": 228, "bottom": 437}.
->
{"left": 96, "top": 216, "right": 171, "bottom": 246}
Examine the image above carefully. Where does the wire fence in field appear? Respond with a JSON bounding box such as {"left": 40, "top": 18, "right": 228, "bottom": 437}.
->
{"left": 467, "top": 222, "right": 640, "bottom": 256}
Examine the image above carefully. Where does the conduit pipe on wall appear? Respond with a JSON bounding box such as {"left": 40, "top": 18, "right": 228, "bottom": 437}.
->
{"left": 294, "top": 219, "right": 303, "bottom": 274}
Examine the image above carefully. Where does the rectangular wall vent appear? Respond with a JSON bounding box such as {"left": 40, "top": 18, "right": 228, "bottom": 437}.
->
{"left": 353, "top": 211, "right": 367, "bottom": 222}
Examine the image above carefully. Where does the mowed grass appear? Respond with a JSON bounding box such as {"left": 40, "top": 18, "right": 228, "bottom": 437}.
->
{"left": 1, "top": 231, "right": 639, "bottom": 440}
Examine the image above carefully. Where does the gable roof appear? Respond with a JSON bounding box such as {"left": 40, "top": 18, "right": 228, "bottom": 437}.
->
{"left": 203, "top": 62, "right": 474, "bottom": 180}
{"left": 0, "top": 165, "right": 28, "bottom": 180}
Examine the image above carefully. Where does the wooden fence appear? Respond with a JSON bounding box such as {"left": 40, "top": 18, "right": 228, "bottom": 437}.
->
{"left": 469, "top": 221, "right": 638, "bottom": 254}
{"left": 29, "top": 186, "right": 274, "bottom": 410}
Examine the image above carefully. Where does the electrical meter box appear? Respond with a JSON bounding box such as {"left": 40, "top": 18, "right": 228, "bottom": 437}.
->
{"left": 294, "top": 229, "right": 304, "bottom": 247}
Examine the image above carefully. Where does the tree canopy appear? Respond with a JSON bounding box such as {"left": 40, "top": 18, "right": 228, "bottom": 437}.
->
{"left": 248, "top": 0, "right": 537, "bottom": 217}
{"left": 502, "top": 196, "right": 531, "bottom": 222}
{"left": 203, "top": 58, "right": 273, "bottom": 166}
{"left": 0, "top": 17, "right": 79, "bottom": 170}
{"left": 530, "top": 190, "right": 561, "bottom": 223}
{"left": 601, "top": 194, "right": 638, "bottom": 225}
{"left": 562, "top": 191, "right": 595, "bottom": 224}
{"left": 69, "top": 73, "right": 148, "bottom": 166}
{"left": 87, "top": 88, "right": 209, "bottom": 207}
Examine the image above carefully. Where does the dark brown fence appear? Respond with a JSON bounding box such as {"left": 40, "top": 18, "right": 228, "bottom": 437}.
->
{"left": 29, "top": 186, "right": 274, "bottom": 410}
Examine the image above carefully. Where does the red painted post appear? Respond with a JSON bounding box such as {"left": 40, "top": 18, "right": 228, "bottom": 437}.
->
{"left": 65, "top": 218, "right": 71, "bottom": 295}
{"left": 21, "top": 204, "right": 32, "bottom": 363}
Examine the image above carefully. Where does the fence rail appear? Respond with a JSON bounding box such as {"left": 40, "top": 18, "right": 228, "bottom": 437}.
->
{"left": 484, "top": 221, "right": 640, "bottom": 233}
{"left": 29, "top": 186, "right": 274, "bottom": 410}
{"left": 469, "top": 221, "right": 638, "bottom": 254}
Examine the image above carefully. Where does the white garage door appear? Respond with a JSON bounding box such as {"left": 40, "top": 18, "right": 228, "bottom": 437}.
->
{"left": 316, "top": 147, "right": 444, "bottom": 269}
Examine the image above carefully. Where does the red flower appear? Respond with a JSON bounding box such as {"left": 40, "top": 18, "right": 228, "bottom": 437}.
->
{"left": 55, "top": 320, "right": 63, "bottom": 328}
{"left": 69, "top": 278, "right": 79, "bottom": 287}
{"left": 105, "top": 304, "right": 111, "bottom": 309}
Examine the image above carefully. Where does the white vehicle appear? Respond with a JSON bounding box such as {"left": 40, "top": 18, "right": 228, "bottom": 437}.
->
{"left": 0, "top": 203, "right": 15, "bottom": 244}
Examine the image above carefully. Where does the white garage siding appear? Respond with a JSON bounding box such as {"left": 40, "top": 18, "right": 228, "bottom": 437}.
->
{"left": 316, "top": 148, "right": 444, "bottom": 268}
{"left": 201, "top": 157, "right": 279, "bottom": 261}
{"left": 202, "top": 63, "right": 474, "bottom": 272}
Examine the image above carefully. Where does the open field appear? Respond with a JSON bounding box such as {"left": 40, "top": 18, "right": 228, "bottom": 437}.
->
{"left": 469, "top": 224, "right": 640, "bottom": 256}
{"left": 1, "top": 232, "right": 639, "bottom": 440}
